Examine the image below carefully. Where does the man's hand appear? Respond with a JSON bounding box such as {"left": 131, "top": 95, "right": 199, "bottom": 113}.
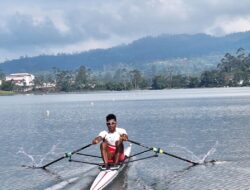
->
{"left": 120, "top": 134, "right": 128, "bottom": 141}
{"left": 92, "top": 136, "right": 102, "bottom": 144}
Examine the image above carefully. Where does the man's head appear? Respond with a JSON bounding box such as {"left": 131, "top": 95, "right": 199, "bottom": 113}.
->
{"left": 106, "top": 114, "right": 117, "bottom": 132}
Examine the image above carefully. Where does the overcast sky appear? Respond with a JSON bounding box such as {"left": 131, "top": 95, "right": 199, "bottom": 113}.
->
{"left": 1, "top": 0, "right": 250, "bottom": 62}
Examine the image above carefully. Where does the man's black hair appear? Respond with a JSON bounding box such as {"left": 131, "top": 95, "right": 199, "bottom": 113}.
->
{"left": 106, "top": 114, "right": 116, "bottom": 121}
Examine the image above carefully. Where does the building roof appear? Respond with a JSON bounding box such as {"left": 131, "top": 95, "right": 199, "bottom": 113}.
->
{"left": 9, "top": 73, "right": 33, "bottom": 77}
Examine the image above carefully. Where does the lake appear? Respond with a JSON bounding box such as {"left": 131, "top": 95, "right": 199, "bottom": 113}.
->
{"left": 1, "top": 87, "right": 250, "bottom": 190}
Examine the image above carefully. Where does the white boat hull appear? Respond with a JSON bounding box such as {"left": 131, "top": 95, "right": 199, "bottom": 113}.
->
{"left": 90, "top": 144, "right": 132, "bottom": 190}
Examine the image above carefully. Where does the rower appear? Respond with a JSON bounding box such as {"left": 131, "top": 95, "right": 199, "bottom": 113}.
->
{"left": 92, "top": 114, "right": 128, "bottom": 169}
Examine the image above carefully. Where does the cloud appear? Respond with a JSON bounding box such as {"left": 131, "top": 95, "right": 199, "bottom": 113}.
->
{"left": 0, "top": 0, "right": 250, "bottom": 62}
{"left": 0, "top": 13, "right": 71, "bottom": 48}
{"left": 206, "top": 16, "right": 250, "bottom": 35}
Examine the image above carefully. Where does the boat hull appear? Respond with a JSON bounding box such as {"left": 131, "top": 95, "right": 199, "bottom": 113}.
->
{"left": 90, "top": 144, "right": 132, "bottom": 190}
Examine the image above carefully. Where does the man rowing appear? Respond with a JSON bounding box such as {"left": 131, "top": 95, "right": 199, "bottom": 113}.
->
{"left": 92, "top": 114, "right": 128, "bottom": 169}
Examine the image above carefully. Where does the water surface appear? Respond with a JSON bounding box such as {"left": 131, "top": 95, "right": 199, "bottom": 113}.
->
{"left": 1, "top": 88, "right": 250, "bottom": 190}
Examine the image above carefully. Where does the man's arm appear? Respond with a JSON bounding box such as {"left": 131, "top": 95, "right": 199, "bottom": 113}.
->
{"left": 116, "top": 134, "right": 128, "bottom": 147}
{"left": 92, "top": 131, "right": 107, "bottom": 144}
{"left": 92, "top": 136, "right": 103, "bottom": 144}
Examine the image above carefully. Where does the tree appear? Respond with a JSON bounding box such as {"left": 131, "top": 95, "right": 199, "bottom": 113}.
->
{"left": 1, "top": 80, "right": 14, "bottom": 91}
{"left": 188, "top": 77, "right": 200, "bottom": 88}
{"left": 200, "top": 70, "right": 219, "bottom": 87}
{"left": 213, "top": 49, "right": 250, "bottom": 87}
{"left": 171, "top": 75, "right": 188, "bottom": 88}
{"left": 152, "top": 75, "right": 166, "bottom": 89}
{"left": 55, "top": 69, "right": 74, "bottom": 92}
{"left": 34, "top": 75, "right": 45, "bottom": 88}
{"left": 236, "top": 48, "right": 245, "bottom": 60}
{"left": 75, "top": 66, "right": 89, "bottom": 90}
{"left": 129, "top": 69, "right": 146, "bottom": 89}
{"left": 0, "top": 69, "right": 5, "bottom": 80}
{"left": 164, "top": 66, "right": 174, "bottom": 88}
{"left": 113, "top": 68, "right": 131, "bottom": 90}
{"left": 105, "top": 82, "right": 124, "bottom": 91}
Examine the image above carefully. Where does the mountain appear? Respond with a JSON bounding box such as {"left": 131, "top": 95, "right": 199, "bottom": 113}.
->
{"left": 1, "top": 32, "right": 250, "bottom": 73}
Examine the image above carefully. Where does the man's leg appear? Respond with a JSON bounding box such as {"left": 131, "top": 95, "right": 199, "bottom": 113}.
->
{"left": 114, "top": 143, "right": 124, "bottom": 164}
{"left": 100, "top": 142, "right": 114, "bottom": 168}
{"left": 100, "top": 142, "right": 109, "bottom": 168}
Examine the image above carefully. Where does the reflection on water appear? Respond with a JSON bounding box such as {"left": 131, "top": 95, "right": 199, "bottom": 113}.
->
{"left": 1, "top": 88, "right": 250, "bottom": 189}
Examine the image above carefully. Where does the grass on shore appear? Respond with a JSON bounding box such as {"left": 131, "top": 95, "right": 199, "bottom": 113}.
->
{"left": 0, "top": 90, "right": 15, "bottom": 95}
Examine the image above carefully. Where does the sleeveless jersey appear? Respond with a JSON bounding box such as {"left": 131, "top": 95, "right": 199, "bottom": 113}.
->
{"left": 98, "top": 128, "right": 127, "bottom": 146}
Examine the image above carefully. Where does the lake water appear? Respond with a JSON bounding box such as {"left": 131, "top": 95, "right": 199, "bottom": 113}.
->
{"left": 1, "top": 88, "right": 250, "bottom": 190}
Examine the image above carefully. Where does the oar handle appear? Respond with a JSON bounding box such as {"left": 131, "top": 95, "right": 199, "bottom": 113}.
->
{"left": 127, "top": 139, "right": 140, "bottom": 146}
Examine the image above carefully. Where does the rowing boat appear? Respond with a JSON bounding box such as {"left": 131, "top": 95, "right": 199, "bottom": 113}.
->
{"left": 90, "top": 144, "right": 132, "bottom": 190}
{"left": 37, "top": 140, "right": 208, "bottom": 190}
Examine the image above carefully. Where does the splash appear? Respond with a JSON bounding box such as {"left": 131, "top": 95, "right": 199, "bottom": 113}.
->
{"left": 38, "top": 144, "right": 58, "bottom": 166}
{"left": 168, "top": 144, "right": 201, "bottom": 161}
{"left": 17, "top": 147, "right": 37, "bottom": 167}
{"left": 199, "top": 141, "right": 218, "bottom": 164}
{"left": 17, "top": 144, "right": 58, "bottom": 167}
{"left": 169, "top": 141, "right": 218, "bottom": 164}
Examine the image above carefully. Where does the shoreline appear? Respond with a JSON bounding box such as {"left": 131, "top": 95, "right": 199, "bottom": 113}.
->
{"left": 0, "top": 90, "right": 15, "bottom": 96}
{"left": 1, "top": 87, "right": 250, "bottom": 102}
{"left": 1, "top": 86, "right": 250, "bottom": 96}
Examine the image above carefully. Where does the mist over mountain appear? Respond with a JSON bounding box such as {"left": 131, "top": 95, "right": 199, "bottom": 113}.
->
{"left": 1, "top": 32, "right": 250, "bottom": 73}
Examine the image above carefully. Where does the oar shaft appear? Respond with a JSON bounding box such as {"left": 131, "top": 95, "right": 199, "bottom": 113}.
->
{"left": 71, "top": 144, "right": 92, "bottom": 154}
{"left": 41, "top": 156, "right": 65, "bottom": 169}
{"left": 128, "top": 149, "right": 152, "bottom": 158}
{"left": 69, "top": 159, "right": 101, "bottom": 166}
{"left": 128, "top": 139, "right": 198, "bottom": 165}
{"left": 127, "top": 140, "right": 152, "bottom": 150}
{"left": 41, "top": 143, "right": 92, "bottom": 169}
{"left": 76, "top": 153, "right": 102, "bottom": 158}
{"left": 163, "top": 152, "right": 198, "bottom": 165}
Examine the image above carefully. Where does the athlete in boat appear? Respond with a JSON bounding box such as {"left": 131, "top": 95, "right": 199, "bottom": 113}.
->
{"left": 92, "top": 114, "right": 128, "bottom": 169}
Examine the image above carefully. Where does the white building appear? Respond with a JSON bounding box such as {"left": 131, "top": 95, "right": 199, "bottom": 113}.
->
{"left": 6, "top": 73, "right": 35, "bottom": 86}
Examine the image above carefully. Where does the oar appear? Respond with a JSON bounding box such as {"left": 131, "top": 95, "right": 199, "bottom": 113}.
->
{"left": 40, "top": 143, "right": 92, "bottom": 169}
{"left": 127, "top": 139, "right": 199, "bottom": 165}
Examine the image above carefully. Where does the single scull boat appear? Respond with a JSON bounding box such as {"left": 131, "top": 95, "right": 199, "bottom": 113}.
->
{"left": 35, "top": 140, "right": 213, "bottom": 190}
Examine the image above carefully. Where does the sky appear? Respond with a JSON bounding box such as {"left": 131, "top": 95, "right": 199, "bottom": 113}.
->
{"left": 1, "top": 0, "right": 250, "bottom": 62}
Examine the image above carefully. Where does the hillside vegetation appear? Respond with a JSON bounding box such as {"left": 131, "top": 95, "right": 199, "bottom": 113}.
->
{"left": 1, "top": 49, "right": 250, "bottom": 92}
{"left": 1, "top": 32, "right": 250, "bottom": 74}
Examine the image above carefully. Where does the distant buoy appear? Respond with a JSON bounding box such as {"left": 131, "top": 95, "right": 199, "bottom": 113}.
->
{"left": 46, "top": 110, "right": 50, "bottom": 117}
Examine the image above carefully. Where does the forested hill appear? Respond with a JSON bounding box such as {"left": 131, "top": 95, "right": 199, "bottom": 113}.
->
{"left": 1, "top": 32, "right": 250, "bottom": 73}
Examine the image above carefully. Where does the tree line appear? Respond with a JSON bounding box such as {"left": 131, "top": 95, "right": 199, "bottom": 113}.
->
{"left": 1, "top": 48, "right": 250, "bottom": 92}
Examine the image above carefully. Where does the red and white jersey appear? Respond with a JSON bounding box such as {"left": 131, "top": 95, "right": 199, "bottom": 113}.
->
{"left": 98, "top": 128, "right": 127, "bottom": 146}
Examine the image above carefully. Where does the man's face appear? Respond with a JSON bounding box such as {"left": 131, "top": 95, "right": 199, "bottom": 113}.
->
{"left": 106, "top": 119, "right": 116, "bottom": 133}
